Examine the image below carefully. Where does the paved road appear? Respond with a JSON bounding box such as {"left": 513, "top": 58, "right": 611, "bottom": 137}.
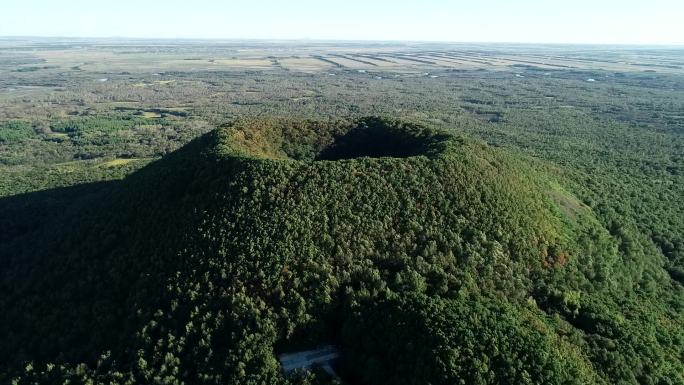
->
{"left": 279, "top": 345, "right": 340, "bottom": 375}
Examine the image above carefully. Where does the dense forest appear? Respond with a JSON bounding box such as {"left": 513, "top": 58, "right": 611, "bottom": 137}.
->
{"left": 2, "top": 117, "right": 682, "bottom": 384}
{"left": 0, "top": 42, "right": 682, "bottom": 384}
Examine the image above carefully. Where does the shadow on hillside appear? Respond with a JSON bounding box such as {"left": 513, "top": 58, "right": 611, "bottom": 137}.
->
{"left": 0, "top": 181, "right": 118, "bottom": 249}
{"left": 0, "top": 134, "right": 220, "bottom": 369}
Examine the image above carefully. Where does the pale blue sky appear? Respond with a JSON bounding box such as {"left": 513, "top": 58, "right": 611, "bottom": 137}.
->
{"left": 1, "top": 0, "right": 682, "bottom": 44}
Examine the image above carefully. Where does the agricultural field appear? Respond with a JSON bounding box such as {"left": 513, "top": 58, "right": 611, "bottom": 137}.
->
{"left": 0, "top": 38, "right": 683, "bottom": 385}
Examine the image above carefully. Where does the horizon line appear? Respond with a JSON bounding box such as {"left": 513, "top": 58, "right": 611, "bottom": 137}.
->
{"left": 1, "top": 35, "right": 683, "bottom": 48}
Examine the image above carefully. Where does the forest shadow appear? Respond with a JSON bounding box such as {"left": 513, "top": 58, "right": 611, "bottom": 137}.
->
{"left": 0, "top": 180, "right": 119, "bottom": 250}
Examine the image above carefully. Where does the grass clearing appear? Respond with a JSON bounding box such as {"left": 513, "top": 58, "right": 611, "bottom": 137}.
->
{"left": 141, "top": 111, "right": 162, "bottom": 118}
{"left": 99, "top": 158, "right": 143, "bottom": 168}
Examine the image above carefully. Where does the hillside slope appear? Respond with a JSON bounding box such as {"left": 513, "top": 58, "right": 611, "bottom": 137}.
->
{"left": 1, "top": 117, "right": 681, "bottom": 384}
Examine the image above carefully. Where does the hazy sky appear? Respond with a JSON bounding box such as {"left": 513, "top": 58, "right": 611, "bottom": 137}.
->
{"left": 1, "top": 0, "right": 683, "bottom": 45}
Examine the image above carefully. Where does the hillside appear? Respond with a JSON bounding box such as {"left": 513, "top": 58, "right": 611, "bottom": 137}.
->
{"left": 1, "top": 117, "right": 682, "bottom": 385}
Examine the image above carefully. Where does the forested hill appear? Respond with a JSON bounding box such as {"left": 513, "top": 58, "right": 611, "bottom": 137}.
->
{"left": 1, "top": 117, "right": 682, "bottom": 385}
